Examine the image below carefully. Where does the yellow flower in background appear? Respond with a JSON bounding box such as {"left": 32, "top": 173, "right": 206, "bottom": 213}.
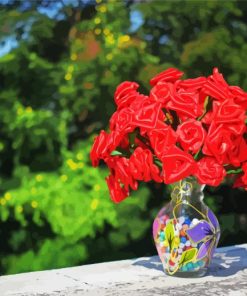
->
{"left": 67, "top": 65, "right": 74, "bottom": 72}
{"left": 103, "top": 28, "right": 110, "bottom": 36}
{"left": 106, "top": 53, "right": 113, "bottom": 60}
{"left": 94, "top": 184, "right": 101, "bottom": 191}
{"left": 106, "top": 35, "right": 115, "bottom": 45}
{"left": 16, "top": 205, "right": 23, "bottom": 213}
{"left": 31, "top": 201, "right": 38, "bottom": 208}
{"left": 17, "top": 107, "right": 23, "bottom": 115}
{"left": 65, "top": 73, "right": 72, "bottom": 81}
{"left": 91, "top": 199, "right": 99, "bottom": 210}
{"left": 94, "top": 17, "right": 101, "bottom": 25}
{"left": 98, "top": 5, "right": 107, "bottom": 13}
{"left": 36, "top": 174, "right": 43, "bottom": 182}
{"left": 66, "top": 159, "right": 78, "bottom": 170}
{"left": 4, "top": 192, "right": 12, "bottom": 200}
{"left": 0, "top": 198, "right": 6, "bottom": 206}
{"left": 76, "top": 153, "right": 83, "bottom": 160}
{"left": 26, "top": 106, "right": 33, "bottom": 113}
{"left": 94, "top": 28, "right": 101, "bottom": 35}
{"left": 119, "top": 35, "right": 130, "bottom": 44}
{"left": 60, "top": 174, "right": 68, "bottom": 182}
{"left": 70, "top": 53, "right": 77, "bottom": 61}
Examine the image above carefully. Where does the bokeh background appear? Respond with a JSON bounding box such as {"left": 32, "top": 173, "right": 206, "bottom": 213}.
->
{"left": 0, "top": 0, "right": 247, "bottom": 275}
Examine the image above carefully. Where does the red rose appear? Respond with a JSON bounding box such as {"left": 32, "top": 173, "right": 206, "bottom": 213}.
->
{"left": 90, "top": 130, "right": 109, "bottom": 167}
{"left": 202, "top": 100, "right": 246, "bottom": 136}
{"left": 227, "top": 137, "right": 247, "bottom": 167}
{"left": 107, "top": 131, "right": 124, "bottom": 152}
{"left": 203, "top": 124, "right": 233, "bottom": 164}
{"left": 229, "top": 86, "right": 247, "bottom": 110}
{"left": 90, "top": 131, "right": 125, "bottom": 167}
{"left": 130, "top": 95, "right": 163, "bottom": 131}
{"left": 178, "top": 77, "right": 207, "bottom": 90}
{"left": 105, "top": 156, "right": 137, "bottom": 190}
{"left": 202, "top": 68, "right": 233, "bottom": 101}
{"left": 161, "top": 145, "right": 197, "bottom": 184}
{"left": 118, "top": 134, "right": 129, "bottom": 150}
{"left": 233, "top": 174, "right": 247, "bottom": 190}
{"left": 196, "top": 156, "right": 226, "bottom": 186}
{"left": 114, "top": 81, "right": 139, "bottom": 109}
{"left": 212, "top": 99, "right": 245, "bottom": 129}
{"left": 150, "top": 82, "right": 173, "bottom": 107}
{"left": 203, "top": 120, "right": 246, "bottom": 165}
{"left": 166, "top": 87, "right": 202, "bottom": 119}
{"left": 129, "top": 147, "right": 162, "bottom": 182}
{"left": 177, "top": 119, "right": 206, "bottom": 154}
{"left": 148, "top": 125, "right": 177, "bottom": 159}
{"left": 110, "top": 107, "right": 135, "bottom": 134}
{"left": 150, "top": 68, "right": 183, "bottom": 86}
{"left": 106, "top": 174, "right": 129, "bottom": 203}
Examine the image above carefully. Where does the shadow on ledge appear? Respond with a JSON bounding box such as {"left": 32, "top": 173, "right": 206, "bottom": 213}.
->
{"left": 132, "top": 245, "right": 247, "bottom": 277}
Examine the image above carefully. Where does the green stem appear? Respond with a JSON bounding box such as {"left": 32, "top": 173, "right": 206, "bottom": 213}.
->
{"left": 226, "top": 168, "right": 243, "bottom": 175}
{"left": 194, "top": 149, "right": 201, "bottom": 161}
{"left": 154, "top": 157, "right": 162, "bottom": 168}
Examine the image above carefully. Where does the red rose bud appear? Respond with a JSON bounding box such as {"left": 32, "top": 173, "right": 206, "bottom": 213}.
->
{"left": 109, "top": 107, "right": 135, "bottom": 133}
{"left": 150, "top": 82, "right": 173, "bottom": 107}
{"left": 106, "top": 174, "right": 129, "bottom": 203}
{"left": 233, "top": 174, "right": 247, "bottom": 190}
{"left": 114, "top": 81, "right": 139, "bottom": 109}
{"left": 178, "top": 77, "right": 207, "bottom": 90}
{"left": 162, "top": 145, "right": 197, "bottom": 184}
{"left": 202, "top": 68, "right": 233, "bottom": 101}
{"left": 196, "top": 156, "right": 226, "bottom": 186}
{"left": 131, "top": 98, "right": 163, "bottom": 131}
{"left": 105, "top": 156, "right": 138, "bottom": 191}
{"left": 229, "top": 85, "right": 247, "bottom": 110}
{"left": 150, "top": 68, "right": 183, "bottom": 86}
{"left": 203, "top": 122, "right": 247, "bottom": 166}
{"left": 166, "top": 88, "right": 201, "bottom": 119}
{"left": 148, "top": 126, "right": 177, "bottom": 159}
{"left": 129, "top": 147, "right": 162, "bottom": 183}
{"left": 90, "top": 130, "right": 110, "bottom": 167}
{"left": 177, "top": 119, "right": 206, "bottom": 154}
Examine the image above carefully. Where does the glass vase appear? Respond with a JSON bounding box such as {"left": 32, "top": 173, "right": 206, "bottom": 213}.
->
{"left": 153, "top": 177, "right": 220, "bottom": 277}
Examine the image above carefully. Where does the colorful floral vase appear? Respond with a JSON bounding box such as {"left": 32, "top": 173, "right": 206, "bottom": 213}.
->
{"left": 153, "top": 177, "right": 220, "bottom": 277}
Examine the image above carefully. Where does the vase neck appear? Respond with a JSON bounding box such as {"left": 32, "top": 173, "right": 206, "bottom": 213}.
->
{"left": 170, "top": 177, "right": 205, "bottom": 204}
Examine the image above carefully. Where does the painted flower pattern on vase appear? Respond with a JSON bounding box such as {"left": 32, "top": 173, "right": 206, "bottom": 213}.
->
{"left": 187, "top": 209, "right": 220, "bottom": 260}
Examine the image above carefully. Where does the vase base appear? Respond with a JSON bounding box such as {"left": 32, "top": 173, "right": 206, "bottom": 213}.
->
{"left": 165, "top": 268, "right": 208, "bottom": 278}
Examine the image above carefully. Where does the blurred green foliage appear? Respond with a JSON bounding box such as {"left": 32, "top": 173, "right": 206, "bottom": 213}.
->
{"left": 0, "top": 0, "right": 246, "bottom": 275}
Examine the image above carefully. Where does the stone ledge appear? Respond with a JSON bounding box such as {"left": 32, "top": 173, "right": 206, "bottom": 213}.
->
{"left": 0, "top": 244, "right": 247, "bottom": 296}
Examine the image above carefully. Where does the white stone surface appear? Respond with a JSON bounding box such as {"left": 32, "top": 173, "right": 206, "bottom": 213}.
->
{"left": 0, "top": 244, "right": 247, "bottom": 296}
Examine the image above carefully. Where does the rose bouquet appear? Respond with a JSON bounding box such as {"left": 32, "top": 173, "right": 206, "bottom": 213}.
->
{"left": 90, "top": 68, "right": 247, "bottom": 203}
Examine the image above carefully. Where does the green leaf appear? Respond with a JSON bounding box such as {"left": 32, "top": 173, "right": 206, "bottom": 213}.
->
{"left": 128, "top": 130, "right": 137, "bottom": 148}
{"left": 198, "top": 96, "right": 212, "bottom": 121}
{"left": 110, "top": 150, "right": 123, "bottom": 156}
{"left": 165, "top": 220, "right": 175, "bottom": 249}
{"left": 179, "top": 248, "right": 197, "bottom": 266}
